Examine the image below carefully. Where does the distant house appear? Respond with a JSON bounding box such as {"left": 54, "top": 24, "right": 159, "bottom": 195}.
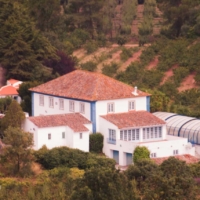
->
{"left": 0, "top": 79, "right": 22, "bottom": 103}
{"left": 23, "top": 70, "right": 195, "bottom": 166}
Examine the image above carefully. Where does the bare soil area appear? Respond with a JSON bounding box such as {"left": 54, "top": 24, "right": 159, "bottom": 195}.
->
{"left": 146, "top": 56, "right": 159, "bottom": 70}
{"left": 117, "top": 49, "right": 142, "bottom": 72}
{"left": 178, "top": 72, "right": 198, "bottom": 92}
{"left": 160, "top": 65, "right": 178, "bottom": 85}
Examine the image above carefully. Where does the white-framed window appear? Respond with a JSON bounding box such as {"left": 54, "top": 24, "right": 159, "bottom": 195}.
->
{"left": 109, "top": 129, "right": 116, "bottom": 141}
{"left": 151, "top": 128, "right": 154, "bottom": 138}
{"left": 80, "top": 133, "right": 82, "bottom": 139}
{"left": 151, "top": 153, "right": 156, "bottom": 158}
{"left": 59, "top": 99, "right": 64, "bottom": 110}
{"left": 132, "top": 129, "right": 135, "bottom": 140}
{"left": 62, "top": 132, "right": 65, "bottom": 139}
{"left": 143, "top": 128, "right": 146, "bottom": 139}
{"left": 48, "top": 133, "right": 51, "bottom": 140}
{"left": 124, "top": 130, "right": 127, "bottom": 141}
{"left": 108, "top": 103, "right": 114, "bottom": 113}
{"left": 155, "top": 127, "right": 157, "bottom": 138}
{"left": 49, "top": 97, "right": 54, "bottom": 108}
{"left": 128, "top": 101, "right": 135, "bottom": 110}
{"left": 80, "top": 102, "right": 85, "bottom": 113}
{"left": 173, "top": 150, "right": 179, "bottom": 155}
{"left": 159, "top": 127, "right": 162, "bottom": 138}
{"left": 69, "top": 100, "right": 75, "bottom": 112}
{"left": 136, "top": 129, "right": 139, "bottom": 140}
{"left": 147, "top": 128, "right": 150, "bottom": 139}
{"left": 39, "top": 95, "right": 44, "bottom": 106}
{"left": 120, "top": 131, "right": 123, "bottom": 140}
{"left": 128, "top": 130, "right": 131, "bottom": 141}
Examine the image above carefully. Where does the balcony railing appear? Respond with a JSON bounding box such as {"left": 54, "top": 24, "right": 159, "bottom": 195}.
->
{"left": 107, "top": 138, "right": 116, "bottom": 145}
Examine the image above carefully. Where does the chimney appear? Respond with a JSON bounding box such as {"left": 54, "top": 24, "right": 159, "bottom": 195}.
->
{"left": 132, "top": 86, "right": 138, "bottom": 96}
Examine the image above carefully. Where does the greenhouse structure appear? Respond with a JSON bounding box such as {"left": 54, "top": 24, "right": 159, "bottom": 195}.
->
{"left": 153, "top": 112, "right": 200, "bottom": 145}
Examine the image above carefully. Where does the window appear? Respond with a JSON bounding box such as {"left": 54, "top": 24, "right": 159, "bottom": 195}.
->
{"left": 128, "top": 101, "right": 135, "bottom": 110}
{"left": 147, "top": 128, "right": 150, "bottom": 139}
{"left": 151, "top": 153, "right": 156, "bottom": 158}
{"left": 136, "top": 129, "right": 139, "bottom": 140}
{"left": 143, "top": 128, "right": 146, "bottom": 139}
{"left": 49, "top": 97, "right": 54, "bottom": 108}
{"left": 132, "top": 129, "right": 135, "bottom": 140}
{"left": 108, "top": 103, "right": 114, "bottom": 113}
{"left": 62, "top": 132, "right": 65, "bottom": 139}
{"left": 151, "top": 128, "right": 154, "bottom": 138}
{"left": 173, "top": 150, "right": 179, "bottom": 155}
{"left": 109, "top": 129, "right": 116, "bottom": 141}
{"left": 39, "top": 95, "right": 44, "bottom": 106}
{"left": 124, "top": 130, "right": 127, "bottom": 141}
{"left": 48, "top": 133, "right": 51, "bottom": 140}
{"left": 155, "top": 127, "right": 157, "bottom": 138}
{"left": 59, "top": 99, "right": 64, "bottom": 110}
{"left": 69, "top": 101, "right": 75, "bottom": 112}
{"left": 80, "top": 133, "right": 82, "bottom": 139}
{"left": 120, "top": 131, "right": 123, "bottom": 140}
{"left": 128, "top": 130, "right": 131, "bottom": 141}
{"left": 80, "top": 102, "right": 85, "bottom": 113}
{"left": 159, "top": 127, "right": 162, "bottom": 138}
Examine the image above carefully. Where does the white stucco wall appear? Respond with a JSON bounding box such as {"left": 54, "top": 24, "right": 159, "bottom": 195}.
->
{"left": 95, "top": 96, "right": 147, "bottom": 132}
{"left": 99, "top": 117, "right": 195, "bottom": 166}
{"left": 33, "top": 93, "right": 91, "bottom": 120}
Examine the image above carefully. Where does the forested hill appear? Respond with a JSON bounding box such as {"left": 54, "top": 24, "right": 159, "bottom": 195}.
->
{"left": 1, "top": 0, "right": 200, "bottom": 117}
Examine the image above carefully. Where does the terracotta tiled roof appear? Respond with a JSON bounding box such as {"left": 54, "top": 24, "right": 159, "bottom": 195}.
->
{"left": 7, "top": 79, "right": 20, "bottom": 85}
{"left": 101, "top": 111, "right": 166, "bottom": 129}
{"left": 0, "top": 85, "right": 18, "bottom": 96}
{"left": 152, "top": 154, "right": 200, "bottom": 165}
{"left": 28, "top": 113, "right": 91, "bottom": 132}
{"left": 30, "top": 70, "right": 150, "bottom": 101}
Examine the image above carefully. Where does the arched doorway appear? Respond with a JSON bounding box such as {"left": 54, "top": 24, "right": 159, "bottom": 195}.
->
{"left": 138, "top": 0, "right": 145, "bottom": 4}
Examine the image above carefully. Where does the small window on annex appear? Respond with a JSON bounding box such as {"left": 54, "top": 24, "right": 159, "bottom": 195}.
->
{"left": 49, "top": 97, "right": 54, "bottom": 108}
{"left": 150, "top": 153, "right": 156, "bottom": 158}
{"left": 62, "top": 132, "right": 65, "bottom": 139}
{"left": 59, "top": 99, "right": 64, "bottom": 110}
{"left": 108, "top": 103, "right": 114, "bottom": 113}
{"left": 128, "top": 101, "right": 135, "bottom": 111}
{"left": 80, "top": 133, "right": 82, "bottom": 139}
{"left": 39, "top": 95, "right": 44, "bottom": 106}
{"left": 69, "top": 101, "right": 75, "bottom": 112}
{"left": 80, "top": 102, "right": 85, "bottom": 113}
{"left": 173, "top": 149, "right": 178, "bottom": 155}
{"left": 48, "top": 133, "right": 51, "bottom": 140}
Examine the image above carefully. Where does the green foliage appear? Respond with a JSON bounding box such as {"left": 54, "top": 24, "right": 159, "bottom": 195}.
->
{"left": 0, "top": 127, "right": 34, "bottom": 177}
{"left": 85, "top": 41, "right": 99, "bottom": 54}
{"left": 116, "top": 35, "right": 127, "bottom": 46}
{"left": 89, "top": 133, "right": 104, "bottom": 153}
{"left": 0, "top": 97, "right": 12, "bottom": 114}
{"left": 1, "top": 100, "right": 25, "bottom": 131}
{"left": 133, "top": 146, "right": 150, "bottom": 163}
{"left": 34, "top": 146, "right": 115, "bottom": 170}
{"left": 81, "top": 61, "right": 97, "bottom": 72}
{"left": 120, "top": 48, "right": 133, "bottom": 61}
{"left": 102, "top": 62, "right": 119, "bottom": 77}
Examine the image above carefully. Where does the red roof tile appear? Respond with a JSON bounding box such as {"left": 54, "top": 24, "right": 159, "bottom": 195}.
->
{"left": 30, "top": 70, "right": 150, "bottom": 101}
{"left": 101, "top": 111, "right": 166, "bottom": 129}
{"left": 152, "top": 154, "right": 200, "bottom": 165}
{"left": 7, "top": 79, "right": 20, "bottom": 85}
{"left": 0, "top": 85, "right": 18, "bottom": 95}
{"left": 28, "top": 113, "right": 91, "bottom": 132}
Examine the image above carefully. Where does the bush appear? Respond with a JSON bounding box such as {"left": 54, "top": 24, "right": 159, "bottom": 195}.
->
{"left": 80, "top": 61, "right": 97, "bottom": 72}
{"left": 133, "top": 146, "right": 150, "bottom": 163}
{"left": 116, "top": 35, "right": 127, "bottom": 46}
{"left": 102, "top": 62, "right": 119, "bottom": 77}
{"left": 89, "top": 133, "right": 104, "bottom": 153}
{"left": 120, "top": 48, "right": 133, "bottom": 61}
{"left": 84, "top": 40, "right": 98, "bottom": 54}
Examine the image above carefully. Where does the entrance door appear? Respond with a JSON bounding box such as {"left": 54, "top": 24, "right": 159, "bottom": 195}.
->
{"left": 113, "top": 150, "right": 119, "bottom": 164}
{"left": 126, "top": 153, "right": 133, "bottom": 165}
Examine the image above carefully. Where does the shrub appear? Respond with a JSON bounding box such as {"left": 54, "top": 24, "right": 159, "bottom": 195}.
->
{"left": 120, "top": 48, "right": 133, "bottom": 61}
{"left": 84, "top": 40, "right": 98, "bottom": 54}
{"left": 102, "top": 62, "right": 119, "bottom": 77}
{"left": 116, "top": 35, "right": 127, "bottom": 46}
{"left": 89, "top": 133, "right": 104, "bottom": 153}
{"left": 80, "top": 61, "right": 97, "bottom": 72}
{"left": 133, "top": 146, "right": 150, "bottom": 163}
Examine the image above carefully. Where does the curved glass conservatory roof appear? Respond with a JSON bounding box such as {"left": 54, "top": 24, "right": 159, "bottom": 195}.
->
{"left": 153, "top": 112, "right": 200, "bottom": 145}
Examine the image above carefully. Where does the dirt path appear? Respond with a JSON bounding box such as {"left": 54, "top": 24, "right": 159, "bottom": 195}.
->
{"left": 178, "top": 72, "right": 198, "bottom": 92}
{"left": 160, "top": 65, "right": 178, "bottom": 85}
{"left": 73, "top": 49, "right": 87, "bottom": 59}
{"left": 146, "top": 56, "right": 159, "bottom": 70}
{"left": 117, "top": 49, "right": 142, "bottom": 72}
{"left": 96, "top": 50, "right": 122, "bottom": 73}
